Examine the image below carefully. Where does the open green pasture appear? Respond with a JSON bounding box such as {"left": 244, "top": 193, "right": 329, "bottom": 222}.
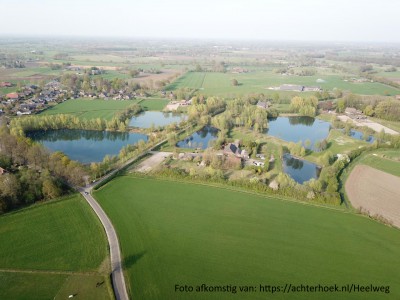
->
{"left": 5, "top": 67, "right": 64, "bottom": 78}
{"left": 0, "top": 195, "right": 107, "bottom": 270}
{"left": 41, "top": 98, "right": 138, "bottom": 120}
{"left": 375, "top": 71, "right": 400, "bottom": 79}
{"left": 95, "top": 176, "right": 400, "bottom": 300}
{"left": 166, "top": 71, "right": 206, "bottom": 90}
{"left": 167, "top": 71, "right": 400, "bottom": 97}
{"left": 354, "top": 150, "right": 400, "bottom": 177}
{"left": 139, "top": 98, "right": 169, "bottom": 111}
{"left": 0, "top": 194, "right": 111, "bottom": 299}
{"left": 0, "top": 272, "right": 111, "bottom": 300}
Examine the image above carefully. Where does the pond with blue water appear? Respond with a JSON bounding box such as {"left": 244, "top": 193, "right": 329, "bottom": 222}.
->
{"left": 27, "top": 129, "right": 148, "bottom": 163}
{"left": 282, "top": 153, "right": 320, "bottom": 184}
{"left": 176, "top": 126, "right": 219, "bottom": 149}
{"left": 266, "top": 117, "right": 331, "bottom": 149}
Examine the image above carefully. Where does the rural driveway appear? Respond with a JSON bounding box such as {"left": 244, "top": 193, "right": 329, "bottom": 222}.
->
{"left": 80, "top": 188, "right": 129, "bottom": 300}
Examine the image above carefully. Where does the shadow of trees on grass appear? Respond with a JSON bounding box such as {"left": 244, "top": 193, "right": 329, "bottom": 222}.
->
{"left": 123, "top": 251, "right": 146, "bottom": 268}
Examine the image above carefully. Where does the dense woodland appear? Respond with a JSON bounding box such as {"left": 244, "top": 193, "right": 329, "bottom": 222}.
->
{"left": 0, "top": 125, "right": 87, "bottom": 213}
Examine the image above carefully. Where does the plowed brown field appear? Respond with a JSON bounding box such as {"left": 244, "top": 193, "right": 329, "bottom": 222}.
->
{"left": 345, "top": 164, "right": 400, "bottom": 227}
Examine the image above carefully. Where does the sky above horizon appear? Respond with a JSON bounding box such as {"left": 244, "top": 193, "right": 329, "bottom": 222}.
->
{"left": 1, "top": 0, "right": 399, "bottom": 43}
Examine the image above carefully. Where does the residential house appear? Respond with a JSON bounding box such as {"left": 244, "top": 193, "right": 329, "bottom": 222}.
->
{"left": 6, "top": 92, "right": 19, "bottom": 100}
{"left": 224, "top": 141, "right": 249, "bottom": 159}
{"left": 0, "top": 82, "right": 12, "bottom": 87}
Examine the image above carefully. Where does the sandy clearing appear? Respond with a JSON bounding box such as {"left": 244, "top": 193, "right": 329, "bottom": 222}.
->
{"left": 135, "top": 151, "right": 172, "bottom": 173}
{"left": 338, "top": 115, "right": 399, "bottom": 135}
{"left": 345, "top": 164, "right": 400, "bottom": 228}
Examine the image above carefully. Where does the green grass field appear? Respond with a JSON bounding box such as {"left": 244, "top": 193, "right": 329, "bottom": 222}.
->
{"left": 166, "top": 71, "right": 400, "bottom": 97}
{"left": 41, "top": 98, "right": 138, "bottom": 120}
{"left": 95, "top": 176, "right": 400, "bottom": 300}
{"left": 140, "top": 98, "right": 169, "bottom": 111}
{"left": 307, "top": 129, "right": 370, "bottom": 164}
{"left": 0, "top": 195, "right": 112, "bottom": 300}
{"left": 355, "top": 151, "right": 400, "bottom": 177}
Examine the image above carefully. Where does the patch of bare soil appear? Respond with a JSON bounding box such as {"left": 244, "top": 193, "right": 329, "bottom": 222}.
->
{"left": 345, "top": 165, "right": 400, "bottom": 228}
{"left": 135, "top": 152, "right": 172, "bottom": 173}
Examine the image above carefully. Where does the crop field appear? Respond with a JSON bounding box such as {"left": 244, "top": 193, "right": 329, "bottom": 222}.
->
{"left": 167, "top": 71, "right": 400, "bottom": 97}
{"left": 41, "top": 98, "right": 139, "bottom": 120}
{"left": 0, "top": 195, "right": 112, "bottom": 299}
{"left": 95, "top": 176, "right": 400, "bottom": 300}
{"left": 139, "top": 98, "right": 169, "bottom": 111}
{"left": 345, "top": 165, "right": 400, "bottom": 228}
{"left": 166, "top": 71, "right": 206, "bottom": 90}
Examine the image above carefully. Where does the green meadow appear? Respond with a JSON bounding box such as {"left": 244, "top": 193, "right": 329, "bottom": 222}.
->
{"left": 139, "top": 98, "right": 169, "bottom": 111}
{"left": 355, "top": 150, "right": 400, "bottom": 177}
{"left": 0, "top": 195, "right": 112, "bottom": 300}
{"left": 41, "top": 98, "right": 139, "bottom": 120}
{"left": 166, "top": 71, "right": 400, "bottom": 97}
{"left": 94, "top": 176, "right": 400, "bottom": 300}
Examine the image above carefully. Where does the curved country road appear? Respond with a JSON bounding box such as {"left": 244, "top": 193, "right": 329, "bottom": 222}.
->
{"left": 77, "top": 134, "right": 183, "bottom": 299}
{"left": 80, "top": 187, "right": 129, "bottom": 300}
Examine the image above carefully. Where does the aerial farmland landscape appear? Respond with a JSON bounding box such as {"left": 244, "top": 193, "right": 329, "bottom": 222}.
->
{"left": 1, "top": 1, "right": 400, "bottom": 299}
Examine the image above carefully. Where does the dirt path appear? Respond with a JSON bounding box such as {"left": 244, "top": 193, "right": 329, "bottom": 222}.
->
{"left": 338, "top": 115, "right": 399, "bottom": 135}
{"left": 345, "top": 165, "right": 400, "bottom": 228}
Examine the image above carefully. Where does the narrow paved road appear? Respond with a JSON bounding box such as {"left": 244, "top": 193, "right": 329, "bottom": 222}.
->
{"left": 77, "top": 138, "right": 170, "bottom": 300}
{"left": 77, "top": 132, "right": 188, "bottom": 299}
{"left": 80, "top": 187, "right": 129, "bottom": 300}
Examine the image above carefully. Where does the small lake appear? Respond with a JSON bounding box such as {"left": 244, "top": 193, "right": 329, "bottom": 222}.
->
{"left": 283, "top": 153, "right": 320, "bottom": 184}
{"left": 349, "top": 129, "right": 375, "bottom": 143}
{"left": 266, "top": 117, "right": 331, "bottom": 149}
{"left": 129, "top": 111, "right": 186, "bottom": 128}
{"left": 27, "top": 129, "right": 148, "bottom": 163}
{"left": 176, "top": 126, "right": 219, "bottom": 149}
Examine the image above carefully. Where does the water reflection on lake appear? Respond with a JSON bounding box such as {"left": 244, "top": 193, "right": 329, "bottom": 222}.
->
{"left": 282, "top": 153, "right": 320, "bottom": 184}
{"left": 348, "top": 129, "right": 375, "bottom": 143}
{"left": 266, "top": 117, "right": 331, "bottom": 149}
{"left": 27, "top": 129, "right": 148, "bottom": 163}
{"left": 176, "top": 126, "right": 219, "bottom": 149}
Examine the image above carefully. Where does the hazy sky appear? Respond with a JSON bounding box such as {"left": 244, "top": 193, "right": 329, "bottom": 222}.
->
{"left": 1, "top": 0, "right": 399, "bottom": 42}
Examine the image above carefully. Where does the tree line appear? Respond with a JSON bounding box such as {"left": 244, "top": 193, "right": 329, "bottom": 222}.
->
{"left": 9, "top": 103, "right": 142, "bottom": 136}
{"left": 0, "top": 126, "right": 87, "bottom": 213}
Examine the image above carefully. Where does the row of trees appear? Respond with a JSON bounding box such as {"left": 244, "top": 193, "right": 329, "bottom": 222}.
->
{"left": 336, "top": 94, "right": 400, "bottom": 121}
{"left": 10, "top": 114, "right": 131, "bottom": 136}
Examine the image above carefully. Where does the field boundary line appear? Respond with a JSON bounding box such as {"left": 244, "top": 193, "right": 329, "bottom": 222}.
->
{"left": 200, "top": 72, "right": 207, "bottom": 88}
{"left": 125, "top": 175, "right": 400, "bottom": 229}
{"left": 0, "top": 268, "right": 100, "bottom": 276}
{"left": 125, "top": 175, "right": 351, "bottom": 213}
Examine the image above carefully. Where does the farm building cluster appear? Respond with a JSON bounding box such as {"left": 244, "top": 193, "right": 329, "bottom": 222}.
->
{"left": 268, "top": 84, "right": 322, "bottom": 92}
